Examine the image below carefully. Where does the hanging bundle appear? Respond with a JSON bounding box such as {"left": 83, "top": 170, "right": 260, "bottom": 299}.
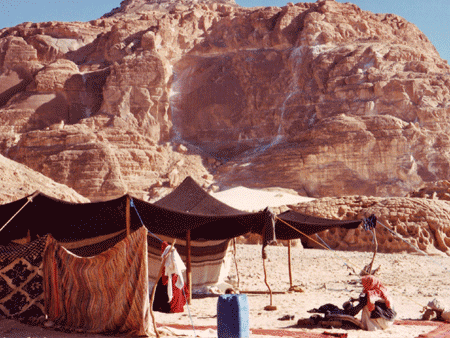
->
{"left": 361, "top": 214, "right": 379, "bottom": 276}
{"left": 363, "top": 214, "right": 377, "bottom": 231}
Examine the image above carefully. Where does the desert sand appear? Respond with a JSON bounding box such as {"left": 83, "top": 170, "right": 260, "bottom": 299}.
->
{"left": 1, "top": 242, "right": 449, "bottom": 338}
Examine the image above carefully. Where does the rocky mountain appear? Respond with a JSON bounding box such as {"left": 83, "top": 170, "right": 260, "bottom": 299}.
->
{"left": 0, "top": 0, "right": 450, "bottom": 200}
{"left": 1, "top": 0, "right": 450, "bottom": 254}
{"left": 0, "top": 0, "right": 449, "bottom": 202}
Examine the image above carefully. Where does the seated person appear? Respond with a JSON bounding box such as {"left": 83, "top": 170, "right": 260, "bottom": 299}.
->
{"left": 359, "top": 275, "right": 396, "bottom": 331}
{"left": 307, "top": 275, "right": 396, "bottom": 331}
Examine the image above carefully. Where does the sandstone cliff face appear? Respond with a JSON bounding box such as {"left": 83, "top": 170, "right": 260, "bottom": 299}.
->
{"left": 0, "top": 0, "right": 449, "bottom": 202}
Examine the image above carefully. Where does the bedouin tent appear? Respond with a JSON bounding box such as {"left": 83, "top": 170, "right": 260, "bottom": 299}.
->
{"left": 0, "top": 177, "right": 362, "bottom": 301}
{"left": 133, "top": 177, "right": 275, "bottom": 297}
{"left": 135, "top": 177, "right": 362, "bottom": 298}
{"left": 0, "top": 182, "right": 275, "bottom": 301}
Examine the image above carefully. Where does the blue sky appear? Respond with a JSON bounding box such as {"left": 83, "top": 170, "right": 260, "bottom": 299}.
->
{"left": 0, "top": 0, "right": 449, "bottom": 62}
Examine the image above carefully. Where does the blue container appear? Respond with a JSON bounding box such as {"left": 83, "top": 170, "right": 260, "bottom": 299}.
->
{"left": 217, "top": 294, "right": 250, "bottom": 338}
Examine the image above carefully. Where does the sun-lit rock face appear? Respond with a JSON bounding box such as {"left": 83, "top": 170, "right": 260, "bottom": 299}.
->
{"left": 0, "top": 0, "right": 450, "bottom": 202}
{"left": 291, "top": 196, "right": 450, "bottom": 256}
{"left": 0, "top": 154, "right": 88, "bottom": 203}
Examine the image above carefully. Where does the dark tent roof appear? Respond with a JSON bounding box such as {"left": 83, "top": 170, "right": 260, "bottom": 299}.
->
{"left": 274, "top": 210, "right": 362, "bottom": 240}
{"left": 0, "top": 177, "right": 362, "bottom": 245}
{"left": 0, "top": 193, "right": 131, "bottom": 244}
{"left": 0, "top": 184, "right": 270, "bottom": 243}
{"left": 151, "top": 176, "right": 361, "bottom": 240}
{"left": 154, "top": 176, "right": 247, "bottom": 216}
{"left": 133, "top": 176, "right": 267, "bottom": 240}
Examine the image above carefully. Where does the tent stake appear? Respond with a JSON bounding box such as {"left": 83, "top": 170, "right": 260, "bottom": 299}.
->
{"left": 186, "top": 230, "right": 192, "bottom": 305}
{"left": 288, "top": 240, "right": 293, "bottom": 288}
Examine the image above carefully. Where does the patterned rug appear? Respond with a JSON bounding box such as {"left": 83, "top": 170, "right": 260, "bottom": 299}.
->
{"left": 0, "top": 235, "right": 50, "bottom": 319}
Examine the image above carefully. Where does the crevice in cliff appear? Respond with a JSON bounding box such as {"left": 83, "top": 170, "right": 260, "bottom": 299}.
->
{"left": 0, "top": 76, "right": 32, "bottom": 109}
{"left": 81, "top": 67, "right": 111, "bottom": 118}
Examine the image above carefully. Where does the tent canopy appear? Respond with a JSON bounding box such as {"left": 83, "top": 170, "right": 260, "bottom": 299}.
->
{"left": 0, "top": 176, "right": 362, "bottom": 245}
{"left": 151, "top": 176, "right": 361, "bottom": 240}
{"left": 275, "top": 210, "right": 362, "bottom": 240}
{"left": 0, "top": 193, "right": 131, "bottom": 244}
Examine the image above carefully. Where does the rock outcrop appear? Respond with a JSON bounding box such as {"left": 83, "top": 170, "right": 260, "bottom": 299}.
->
{"left": 0, "top": 154, "right": 88, "bottom": 203}
{"left": 291, "top": 196, "right": 450, "bottom": 256}
{"left": 0, "top": 0, "right": 449, "bottom": 203}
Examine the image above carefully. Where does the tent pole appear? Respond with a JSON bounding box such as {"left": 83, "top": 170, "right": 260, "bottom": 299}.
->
{"left": 186, "top": 230, "right": 192, "bottom": 305}
{"left": 288, "top": 240, "right": 293, "bottom": 288}
{"left": 126, "top": 195, "right": 131, "bottom": 237}
{"left": 150, "top": 241, "right": 176, "bottom": 338}
{"left": 232, "top": 238, "right": 240, "bottom": 289}
{"left": 262, "top": 256, "right": 277, "bottom": 311}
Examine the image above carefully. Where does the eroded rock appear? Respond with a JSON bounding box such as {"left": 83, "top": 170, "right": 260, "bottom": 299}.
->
{"left": 0, "top": 0, "right": 449, "bottom": 203}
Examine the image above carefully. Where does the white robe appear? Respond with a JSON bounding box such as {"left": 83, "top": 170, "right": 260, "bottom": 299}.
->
{"left": 361, "top": 300, "right": 395, "bottom": 331}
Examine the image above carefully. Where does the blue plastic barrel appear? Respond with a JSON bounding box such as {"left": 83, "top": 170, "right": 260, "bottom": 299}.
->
{"left": 217, "top": 294, "right": 250, "bottom": 338}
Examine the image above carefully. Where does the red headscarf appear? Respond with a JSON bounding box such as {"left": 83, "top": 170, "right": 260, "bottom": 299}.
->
{"left": 361, "top": 275, "right": 391, "bottom": 311}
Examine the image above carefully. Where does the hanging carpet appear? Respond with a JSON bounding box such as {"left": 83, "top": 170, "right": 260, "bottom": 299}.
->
{"left": 43, "top": 227, "right": 151, "bottom": 336}
{"left": 0, "top": 235, "right": 51, "bottom": 319}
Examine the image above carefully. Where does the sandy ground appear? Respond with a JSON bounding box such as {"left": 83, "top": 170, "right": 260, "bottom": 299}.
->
{"left": 2, "top": 243, "right": 449, "bottom": 338}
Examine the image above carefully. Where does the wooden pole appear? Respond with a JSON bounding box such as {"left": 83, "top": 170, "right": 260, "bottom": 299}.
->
{"left": 232, "top": 238, "right": 240, "bottom": 288}
{"left": 126, "top": 195, "right": 131, "bottom": 237}
{"left": 150, "top": 241, "right": 176, "bottom": 338}
{"left": 367, "top": 228, "right": 378, "bottom": 274}
{"left": 263, "top": 256, "right": 277, "bottom": 311}
{"left": 150, "top": 260, "right": 164, "bottom": 338}
{"left": 288, "top": 240, "right": 293, "bottom": 288}
{"left": 186, "top": 230, "right": 192, "bottom": 305}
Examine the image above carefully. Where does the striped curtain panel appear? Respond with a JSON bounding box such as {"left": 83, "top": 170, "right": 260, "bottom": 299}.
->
{"left": 43, "top": 227, "right": 151, "bottom": 336}
{"left": 147, "top": 234, "right": 233, "bottom": 291}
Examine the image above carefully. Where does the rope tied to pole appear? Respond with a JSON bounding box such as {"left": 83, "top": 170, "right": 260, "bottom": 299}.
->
{"left": 130, "top": 198, "right": 163, "bottom": 243}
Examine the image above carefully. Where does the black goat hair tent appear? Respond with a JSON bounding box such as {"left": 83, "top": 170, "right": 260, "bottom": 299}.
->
{"left": 0, "top": 176, "right": 362, "bottom": 245}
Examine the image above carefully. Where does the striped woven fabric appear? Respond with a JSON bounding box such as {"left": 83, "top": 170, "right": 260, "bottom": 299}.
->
{"left": 0, "top": 235, "right": 51, "bottom": 319}
{"left": 147, "top": 234, "right": 233, "bottom": 290}
{"left": 43, "top": 227, "right": 151, "bottom": 336}
{"left": 57, "top": 230, "right": 127, "bottom": 257}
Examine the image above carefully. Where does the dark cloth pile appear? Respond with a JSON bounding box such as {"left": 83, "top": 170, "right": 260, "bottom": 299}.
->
{"left": 152, "top": 275, "right": 189, "bottom": 313}
{"left": 305, "top": 295, "right": 396, "bottom": 329}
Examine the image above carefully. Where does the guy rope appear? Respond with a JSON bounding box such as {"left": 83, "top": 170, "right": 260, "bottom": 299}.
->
{"left": 275, "top": 215, "right": 362, "bottom": 273}
{"left": 0, "top": 191, "right": 39, "bottom": 234}
{"left": 276, "top": 214, "right": 437, "bottom": 312}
